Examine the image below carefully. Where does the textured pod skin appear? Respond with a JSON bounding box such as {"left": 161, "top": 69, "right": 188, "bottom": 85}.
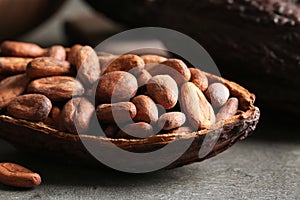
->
{"left": 0, "top": 162, "right": 41, "bottom": 188}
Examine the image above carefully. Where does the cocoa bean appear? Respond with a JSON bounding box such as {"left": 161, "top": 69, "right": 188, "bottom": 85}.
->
{"left": 216, "top": 97, "right": 239, "bottom": 122}
{"left": 47, "top": 45, "right": 66, "bottom": 60}
{"left": 141, "top": 54, "right": 167, "bottom": 64}
{"left": 117, "top": 122, "right": 154, "bottom": 139}
{"left": 67, "top": 44, "right": 82, "bottom": 65}
{"left": 103, "top": 54, "right": 144, "bottom": 74}
{"left": 189, "top": 68, "right": 208, "bottom": 92}
{"left": 132, "top": 95, "right": 158, "bottom": 123}
{"left": 206, "top": 82, "right": 230, "bottom": 108}
{"left": 0, "top": 57, "right": 32, "bottom": 75}
{"left": 157, "top": 112, "right": 186, "bottom": 130}
{"left": 0, "top": 41, "right": 45, "bottom": 57}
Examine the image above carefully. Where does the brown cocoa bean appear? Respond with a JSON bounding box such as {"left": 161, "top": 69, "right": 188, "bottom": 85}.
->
{"left": 47, "top": 45, "right": 66, "bottom": 60}
{"left": 75, "top": 46, "right": 101, "bottom": 85}
{"left": 146, "top": 75, "right": 178, "bottom": 110}
{"left": 7, "top": 94, "right": 52, "bottom": 122}
{"left": 147, "top": 59, "right": 191, "bottom": 85}
{"left": 26, "top": 57, "right": 73, "bottom": 78}
{"left": 96, "top": 71, "right": 138, "bottom": 103}
{"left": 96, "top": 102, "right": 136, "bottom": 123}
{"left": 0, "top": 162, "right": 41, "bottom": 188}
{"left": 206, "top": 83, "right": 230, "bottom": 108}
{"left": 117, "top": 122, "right": 154, "bottom": 139}
{"left": 0, "top": 57, "right": 32, "bottom": 75}
{"left": 132, "top": 95, "right": 158, "bottom": 123}
{"left": 181, "top": 82, "right": 215, "bottom": 130}
{"left": 61, "top": 97, "right": 94, "bottom": 134}
{"left": 103, "top": 54, "right": 144, "bottom": 74}
{"left": 157, "top": 112, "right": 186, "bottom": 130}
{"left": 27, "top": 76, "right": 84, "bottom": 101}
{"left": 104, "top": 124, "right": 119, "bottom": 138}
{"left": 216, "top": 97, "right": 239, "bottom": 122}
{"left": 67, "top": 44, "right": 82, "bottom": 65}
{"left": 98, "top": 53, "right": 118, "bottom": 73}
{"left": 0, "top": 74, "right": 30, "bottom": 110}
{"left": 141, "top": 54, "right": 167, "bottom": 64}
{"left": 0, "top": 41, "right": 45, "bottom": 57}
{"left": 189, "top": 68, "right": 208, "bottom": 92}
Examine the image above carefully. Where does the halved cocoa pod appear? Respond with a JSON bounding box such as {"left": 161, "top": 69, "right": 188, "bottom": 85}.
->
{"left": 0, "top": 72, "right": 260, "bottom": 170}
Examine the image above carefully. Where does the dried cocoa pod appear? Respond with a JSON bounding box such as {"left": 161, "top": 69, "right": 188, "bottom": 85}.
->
{"left": 104, "top": 124, "right": 119, "bottom": 138}
{"left": 216, "top": 97, "right": 239, "bottom": 122}
{"left": 75, "top": 46, "right": 101, "bottom": 85}
{"left": 61, "top": 97, "right": 94, "bottom": 134}
{"left": 206, "top": 83, "right": 230, "bottom": 108}
{"left": 132, "top": 95, "right": 158, "bottom": 123}
{"left": 7, "top": 94, "right": 52, "bottom": 122}
{"left": 141, "top": 54, "right": 167, "bottom": 64}
{"left": 0, "top": 41, "right": 45, "bottom": 57}
{"left": 0, "top": 57, "right": 32, "bottom": 75}
{"left": 117, "top": 122, "right": 154, "bottom": 139}
{"left": 147, "top": 59, "right": 191, "bottom": 85}
{"left": 103, "top": 54, "right": 144, "bottom": 74}
{"left": 96, "top": 71, "right": 138, "bottom": 103}
{"left": 0, "top": 74, "right": 30, "bottom": 110}
{"left": 26, "top": 57, "right": 73, "bottom": 78}
{"left": 47, "top": 45, "right": 66, "bottom": 60}
{"left": 189, "top": 68, "right": 208, "bottom": 92}
{"left": 96, "top": 102, "right": 136, "bottom": 123}
{"left": 146, "top": 75, "right": 178, "bottom": 110}
{"left": 27, "top": 76, "right": 84, "bottom": 101}
{"left": 0, "top": 162, "right": 41, "bottom": 188}
{"left": 157, "top": 112, "right": 186, "bottom": 131}
{"left": 67, "top": 44, "right": 82, "bottom": 65}
{"left": 181, "top": 82, "right": 215, "bottom": 130}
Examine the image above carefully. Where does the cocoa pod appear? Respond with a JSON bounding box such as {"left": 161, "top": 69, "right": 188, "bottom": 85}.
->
{"left": 47, "top": 45, "right": 66, "bottom": 60}
{"left": 7, "top": 94, "right": 52, "bottom": 122}
{"left": 157, "top": 112, "right": 186, "bottom": 130}
{"left": 0, "top": 57, "right": 32, "bottom": 75}
{"left": 61, "top": 97, "right": 94, "bottom": 134}
{"left": 216, "top": 97, "right": 239, "bottom": 122}
{"left": 103, "top": 54, "right": 144, "bottom": 74}
{"left": 117, "top": 122, "right": 154, "bottom": 139}
{"left": 189, "top": 68, "right": 208, "bottom": 92}
{"left": 206, "top": 83, "right": 230, "bottom": 108}
{"left": 96, "top": 71, "right": 138, "bottom": 103}
{"left": 27, "top": 76, "right": 84, "bottom": 101}
{"left": 141, "top": 54, "right": 167, "bottom": 64}
{"left": 0, "top": 74, "right": 30, "bottom": 110}
{"left": 26, "top": 57, "right": 73, "bottom": 78}
{"left": 96, "top": 102, "right": 136, "bottom": 123}
{"left": 132, "top": 95, "right": 158, "bottom": 123}
{"left": 181, "top": 82, "right": 215, "bottom": 130}
{"left": 0, "top": 162, "right": 41, "bottom": 188}
{"left": 75, "top": 46, "right": 101, "bottom": 85}
{"left": 0, "top": 41, "right": 45, "bottom": 57}
{"left": 67, "top": 44, "right": 82, "bottom": 65}
{"left": 146, "top": 75, "right": 178, "bottom": 110}
{"left": 147, "top": 59, "right": 191, "bottom": 85}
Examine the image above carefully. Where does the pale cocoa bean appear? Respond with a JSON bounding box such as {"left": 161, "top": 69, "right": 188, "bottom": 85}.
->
{"left": 47, "top": 45, "right": 66, "bottom": 60}
{"left": 7, "top": 94, "right": 52, "bottom": 122}
{"left": 141, "top": 54, "right": 167, "bottom": 64}
{"left": 0, "top": 74, "right": 30, "bottom": 110}
{"left": 96, "top": 71, "right": 138, "bottom": 103}
{"left": 0, "top": 162, "right": 41, "bottom": 188}
{"left": 171, "top": 126, "right": 194, "bottom": 134}
{"left": 104, "top": 124, "right": 119, "bottom": 138}
{"left": 216, "top": 97, "right": 239, "bottom": 122}
{"left": 147, "top": 59, "right": 191, "bottom": 85}
{"left": 27, "top": 76, "right": 84, "bottom": 101}
{"left": 103, "top": 54, "right": 144, "bottom": 74}
{"left": 0, "top": 57, "right": 32, "bottom": 75}
{"left": 206, "top": 83, "right": 230, "bottom": 108}
{"left": 157, "top": 112, "right": 186, "bottom": 130}
{"left": 132, "top": 95, "right": 158, "bottom": 123}
{"left": 189, "top": 68, "right": 208, "bottom": 92}
{"left": 26, "top": 57, "right": 73, "bottom": 78}
{"left": 67, "top": 44, "right": 82, "bottom": 65}
{"left": 96, "top": 102, "right": 136, "bottom": 123}
{"left": 181, "top": 82, "right": 215, "bottom": 130}
{"left": 146, "top": 75, "right": 178, "bottom": 110}
{"left": 117, "top": 122, "right": 154, "bottom": 139}
{"left": 0, "top": 41, "right": 45, "bottom": 57}
{"left": 61, "top": 97, "right": 94, "bottom": 134}
{"left": 75, "top": 46, "right": 101, "bottom": 85}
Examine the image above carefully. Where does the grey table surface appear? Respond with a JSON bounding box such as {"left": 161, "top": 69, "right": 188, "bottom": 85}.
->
{"left": 1, "top": 0, "right": 300, "bottom": 199}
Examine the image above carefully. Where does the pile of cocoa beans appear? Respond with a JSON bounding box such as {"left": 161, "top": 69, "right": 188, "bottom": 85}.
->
{"left": 0, "top": 41, "right": 239, "bottom": 139}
